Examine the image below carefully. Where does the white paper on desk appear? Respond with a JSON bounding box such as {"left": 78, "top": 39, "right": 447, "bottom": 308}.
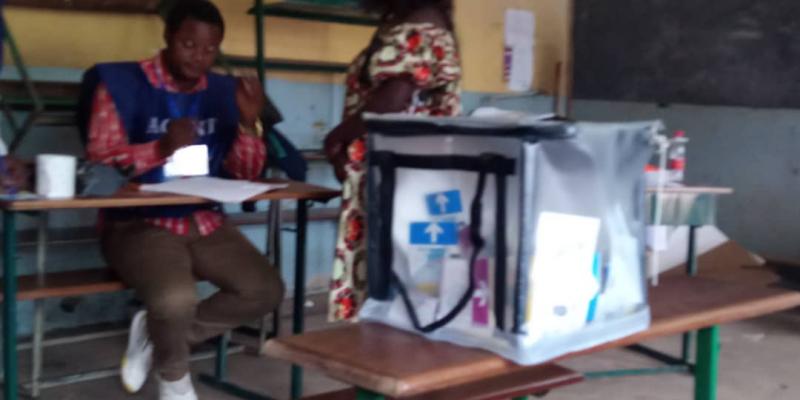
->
{"left": 504, "top": 9, "right": 535, "bottom": 92}
{"left": 141, "top": 177, "right": 288, "bottom": 204}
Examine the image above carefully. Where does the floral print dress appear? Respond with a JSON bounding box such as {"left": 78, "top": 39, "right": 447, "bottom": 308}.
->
{"left": 329, "top": 22, "right": 462, "bottom": 321}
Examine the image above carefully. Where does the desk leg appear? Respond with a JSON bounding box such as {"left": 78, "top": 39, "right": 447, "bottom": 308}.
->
{"left": 686, "top": 225, "right": 699, "bottom": 276}
{"left": 199, "top": 331, "right": 274, "bottom": 399}
{"left": 214, "top": 332, "right": 230, "bottom": 381}
{"left": 3, "top": 211, "right": 18, "bottom": 400}
{"left": 356, "top": 389, "right": 385, "bottom": 400}
{"left": 694, "top": 326, "right": 720, "bottom": 400}
{"left": 291, "top": 200, "right": 308, "bottom": 400}
{"left": 267, "top": 199, "right": 282, "bottom": 341}
{"left": 31, "top": 212, "right": 48, "bottom": 398}
{"left": 682, "top": 225, "right": 699, "bottom": 364}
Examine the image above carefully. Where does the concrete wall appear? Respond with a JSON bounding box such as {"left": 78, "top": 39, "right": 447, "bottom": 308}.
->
{"left": 573, "top": 100, "right": 800, "bottom": 261}
{"left": 4, "top": 0, "right": 571, "bottom": 94}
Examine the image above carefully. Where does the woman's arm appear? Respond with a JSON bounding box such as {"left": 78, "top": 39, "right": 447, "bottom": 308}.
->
{"left": 324, "top": 78, "right": 417, "bottom": 181}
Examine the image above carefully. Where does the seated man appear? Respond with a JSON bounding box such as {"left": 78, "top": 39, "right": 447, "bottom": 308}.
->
{"left": 86, "top": 1, "right": 284, "bottom": 399}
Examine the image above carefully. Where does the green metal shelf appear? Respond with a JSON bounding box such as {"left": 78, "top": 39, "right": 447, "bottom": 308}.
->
{"left": 222, "top": 55, "right": 349, "bottom": 74}
{"left": 300, "top": 150, "right": 327, "bottom": 162}
{"left": 248, "top": 1, "right": 378, "bottom": 26}
{"left": 1, "top": 97, "right": 77, "bottom": 112}
{"left": 0, "top": 80, "right": 80, "bottom": 112}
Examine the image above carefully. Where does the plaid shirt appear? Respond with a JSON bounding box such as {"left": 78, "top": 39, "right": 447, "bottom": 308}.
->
{"left": 87, "top": 53, "right": 266, "bottom": 236}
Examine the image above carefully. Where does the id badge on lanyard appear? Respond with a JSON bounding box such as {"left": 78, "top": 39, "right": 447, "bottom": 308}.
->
{"left": 157, "top": 64, "right": 210, "bottom": 178}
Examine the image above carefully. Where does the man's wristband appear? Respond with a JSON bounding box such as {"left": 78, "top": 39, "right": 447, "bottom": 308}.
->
{"left": 240, "top": 119, "right": 264, "bottom": 138}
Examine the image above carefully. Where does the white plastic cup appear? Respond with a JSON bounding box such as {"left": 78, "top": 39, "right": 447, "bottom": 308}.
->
{"left": 36, "top": 154, "right": 77, "bottom": 199}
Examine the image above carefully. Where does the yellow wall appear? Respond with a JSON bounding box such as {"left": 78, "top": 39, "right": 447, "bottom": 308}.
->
{"left": 3, "top": 0, "right": 570, "bottom": 94}
{"left": 456, "top": 0, "right": 571, "bottom": 95}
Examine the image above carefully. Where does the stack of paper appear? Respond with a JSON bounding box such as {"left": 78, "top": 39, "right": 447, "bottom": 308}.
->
{"left": 141, "top": 177, "right": 288, "bottom": 203}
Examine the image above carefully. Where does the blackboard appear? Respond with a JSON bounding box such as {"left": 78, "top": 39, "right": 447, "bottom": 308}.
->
{"left": 572, "top": 0, "right": 800, "bottom": 108}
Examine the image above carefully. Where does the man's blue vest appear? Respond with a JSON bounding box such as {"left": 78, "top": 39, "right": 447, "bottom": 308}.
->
{"left": 95, "top": 62, "right": 239, "bottom": 219}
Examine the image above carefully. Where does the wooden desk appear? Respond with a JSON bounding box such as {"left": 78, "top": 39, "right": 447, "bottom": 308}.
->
{"left": 0, "top": 180, "right": 336, "bottom": 211}
{"left": 0, "top": 180, "right": 340, "bottom": 400}
{"left": 264, "top": 276, "right": 800, "bottom": 400}
{"left": 646, "top": 186, "right": 733, "bottom": 228}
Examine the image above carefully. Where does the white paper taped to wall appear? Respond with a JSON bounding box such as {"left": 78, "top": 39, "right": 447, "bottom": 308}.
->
{"left": 504, "top": 9, "right": 535, "bottom": 92}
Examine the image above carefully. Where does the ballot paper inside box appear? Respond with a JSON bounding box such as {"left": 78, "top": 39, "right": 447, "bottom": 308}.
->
{"left": 359, "top": 114, "right": 658, "bottom": 366}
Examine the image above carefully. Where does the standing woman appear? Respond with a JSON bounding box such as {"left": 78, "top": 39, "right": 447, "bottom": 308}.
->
{"left": 325, "top": 0, "right": 461, "bottom": 321}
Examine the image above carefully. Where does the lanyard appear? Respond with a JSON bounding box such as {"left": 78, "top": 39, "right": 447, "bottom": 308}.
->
{"left": 155, "top": 62, "right": 203, "bottom": 119}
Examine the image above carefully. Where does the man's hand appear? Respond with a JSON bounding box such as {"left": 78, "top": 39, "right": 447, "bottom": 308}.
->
{"left": 158, "top": 118, "right": 198, "bottom": 158}
{"left": 236, "top": 76, "right": 266, "bottom": 128}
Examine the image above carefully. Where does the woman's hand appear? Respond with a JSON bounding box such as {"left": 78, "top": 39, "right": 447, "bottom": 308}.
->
{"left": 324, "top": 131, "right": 349, "bottom": 182}
{"left": 236, "top": 76, "right": 266, "bottom": 128}
{"left": 324, "top": 114, "right": 373, "bottom": 183}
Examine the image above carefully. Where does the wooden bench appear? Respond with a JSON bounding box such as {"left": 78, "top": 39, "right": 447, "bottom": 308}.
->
{"left": 264, "top": 275, "right": 800, "bottom": 400}
{"left": 299, "top": 362, "right": 581, "bottom": 400}
{"left": 0, "top": 269, "right": 125, "bottom": 301}
{"left": 267, "top": 322, "right": 582, "bottom": 400}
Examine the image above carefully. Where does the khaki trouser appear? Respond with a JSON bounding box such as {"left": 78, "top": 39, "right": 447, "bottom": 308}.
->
{"left": 102, "top": 219, "right": 285, "bottom": 380}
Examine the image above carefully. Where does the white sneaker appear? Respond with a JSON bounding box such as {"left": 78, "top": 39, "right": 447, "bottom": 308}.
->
{"left": 121, "top": 310, "right": 153, "bottom": 393}
{"left": 158, "top": 374, "right": 198, "bottom": 400}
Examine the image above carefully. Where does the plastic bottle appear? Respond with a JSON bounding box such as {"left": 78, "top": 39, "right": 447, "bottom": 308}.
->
{"left": 668, "top": 130, "right": 688, "bottom": 183}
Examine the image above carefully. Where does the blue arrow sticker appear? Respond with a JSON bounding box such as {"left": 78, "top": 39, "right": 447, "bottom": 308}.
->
{"left": 426, "top": 190, "right": 463, "bottom": 216}
{"left": 410, "top": 222, "right": 459, "bottom": 245}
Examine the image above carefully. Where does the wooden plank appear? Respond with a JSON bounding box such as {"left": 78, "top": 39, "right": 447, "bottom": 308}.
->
{"left": 265, "top": 323, "right": 584, "bottom": 398}
{"left": 663, "top": 241, "right": 777, "bottom": 287}
{"left": 0, "top": 80, "right": 80, "bottom": 99}
{"left": 0, "top": 180, "right": 340, "bottom": 211}
{"left": 264, "top": 276, "right": 800, "bottom": 398}
{"left": 0, "top": 269, "right": 125, "bottom": 302}
{"left": 229, "top": 207, "right": 339, "bottom": 226}
{"left": 6, "top": 0, "right": 162, "bottom": 13}
{"left": 17, "top": 227, "right": 98, "bottom": 247}
{"left": 300, "top": 363, "right": 582, "bottom": 400}
{"left": 402, "top": 364, "right": 581, "bottom": 400}
{"left": 265, "top": 323, "right": 517, "bottom": 397}
{"left": 0, "top": 80, "right": 80, "bottom": 111}
{"left": 14, "top": 207, "right": 340, "bottom": 247}
{"left": 268, "top": 326, "right": 581, "bottom": 399}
